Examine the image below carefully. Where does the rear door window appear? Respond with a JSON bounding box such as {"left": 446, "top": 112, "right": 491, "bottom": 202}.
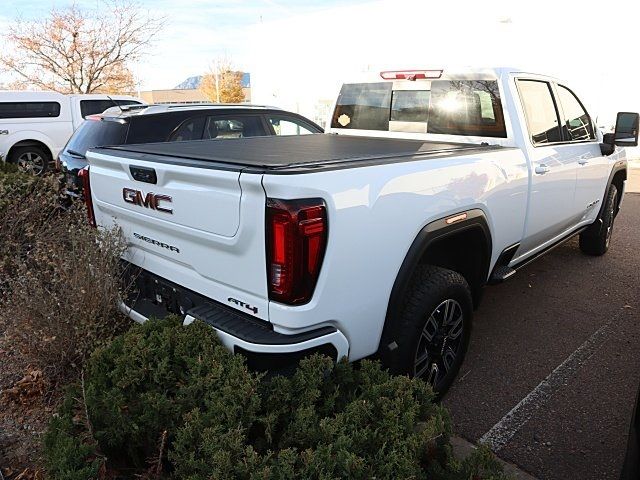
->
{"left": 64, "top": 118, "right": 129, "bottom": 156}
{"left": 80, "top": 99, "right": 141, "bottom": 118}
{"left": 556, "top": 86, "right": 595, "bottom": 141}
{"left": 517, "top": 80, "right": 562, "bottom": 145}
{"left": 0, "top": 102, "right": 61, "bottom": 119}
{"left": 203, "top": 115, "right": 268, "bottom": 139}
{"left": 267, "top": 115, "right": 318, "bottom": 135}
{"left": 168, "top": 116, "right": 205, "bottom": 141}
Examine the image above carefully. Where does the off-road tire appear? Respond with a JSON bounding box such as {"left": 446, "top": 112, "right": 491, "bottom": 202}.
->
{"left": 385, "top": 265, "right": 472, "bottom": 397}
{"left": 579, "top": 184, "right": 618, "bottom": 256}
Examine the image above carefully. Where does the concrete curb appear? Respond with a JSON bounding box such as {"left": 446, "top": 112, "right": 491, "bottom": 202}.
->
{"left": 451, "top": 436, "right": 539, "bottom": 480}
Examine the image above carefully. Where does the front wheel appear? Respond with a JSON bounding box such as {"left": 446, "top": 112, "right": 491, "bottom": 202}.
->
{"left": 385, "top": 265, "right": 472, "bottom": 396}
{"left": 579, "top": 184, "right": 618, "bottom": 256}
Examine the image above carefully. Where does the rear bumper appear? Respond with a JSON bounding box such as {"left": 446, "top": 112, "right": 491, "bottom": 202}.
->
{"left": 118, "top": 266, "right": 349, "bottom": 366}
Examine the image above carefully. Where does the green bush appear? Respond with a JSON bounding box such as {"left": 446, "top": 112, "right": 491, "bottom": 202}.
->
{"left": 43, "top": 388, "right": 105, "bottom": 480}
{"left": 84, "top": 316, "right": 259, "bottom": 465}
{"left": 44, "top": 318, "right": 509, "bottom": 479}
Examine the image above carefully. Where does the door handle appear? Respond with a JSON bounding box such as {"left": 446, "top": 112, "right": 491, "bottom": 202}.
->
{"left": 578, "top": 159, "right": 589, "bottom": 165}
{"left": 535, "top": 164, "right": 551, "bottom": 174}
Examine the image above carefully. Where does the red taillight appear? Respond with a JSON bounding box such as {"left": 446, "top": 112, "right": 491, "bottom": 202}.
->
{"left": 78, "top": 167, "right": 96, "bottom": 227}
{"left": 266, "top": 198, "right": 327, "bottom": 305}
{"left": 380, "top": 69, "right": 443, "bottom": 81}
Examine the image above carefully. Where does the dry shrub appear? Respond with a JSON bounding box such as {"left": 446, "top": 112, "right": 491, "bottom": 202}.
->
{"left": 0, "top": 169, "right": 57, "bottom": 272}
{"left": 0, "top": 171, "right": 130, "bottom": 381}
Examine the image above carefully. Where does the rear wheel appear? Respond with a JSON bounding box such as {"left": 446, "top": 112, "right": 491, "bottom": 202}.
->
{"left": 385, "top": 265, "right": 472, "bottom": 396}
{"left": 579, "top": 184, "right": 618, "bottom": 256}
{"left": 8, "top": 146, "right": 49, "bottom": 176}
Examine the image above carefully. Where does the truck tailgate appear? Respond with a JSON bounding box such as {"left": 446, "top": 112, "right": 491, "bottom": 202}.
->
{"left": 88, "top": 150, "right": 269, "bottom": 320}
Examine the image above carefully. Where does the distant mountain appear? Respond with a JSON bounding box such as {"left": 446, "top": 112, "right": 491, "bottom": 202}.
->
{"left": 174, "top": 73, "right": 250, "bottom": 90}
{"left": 175, "top": 76, "right": 202, "bottom": 90}
{"left": 240, "top": 73, "right": 250, "bottom": 88}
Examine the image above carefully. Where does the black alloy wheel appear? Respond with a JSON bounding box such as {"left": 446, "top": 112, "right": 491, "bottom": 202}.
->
{"left": 413, "top": 298, "right": 465, "bottom": 389}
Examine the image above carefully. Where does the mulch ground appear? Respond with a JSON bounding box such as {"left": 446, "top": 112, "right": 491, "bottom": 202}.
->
{"left": 0, "top": 321, "right": 59, "bottom": 480}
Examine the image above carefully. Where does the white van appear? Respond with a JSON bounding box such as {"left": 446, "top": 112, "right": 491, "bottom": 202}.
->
{"left": 0, "top": 91, "right": 143, "bottom": 175}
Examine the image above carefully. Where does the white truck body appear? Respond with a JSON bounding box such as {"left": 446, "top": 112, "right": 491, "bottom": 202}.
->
{"left": 0, "top": 91, "right": 142, "bottom": 171}
{"left": 85, "top": 67, "right": 635, "bottom": 390}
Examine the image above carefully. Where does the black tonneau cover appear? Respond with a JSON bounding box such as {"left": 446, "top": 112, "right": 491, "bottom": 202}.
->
{"left": 96, "top": 134, "right": 504, "bottom": 174}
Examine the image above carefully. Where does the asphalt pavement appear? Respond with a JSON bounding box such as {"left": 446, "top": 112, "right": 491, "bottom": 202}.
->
{"left": 445, "top": 169, "right": 640, "bottom": 480}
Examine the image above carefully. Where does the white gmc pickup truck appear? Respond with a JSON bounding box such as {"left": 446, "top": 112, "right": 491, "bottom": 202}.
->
{"left": 83, "top": 67, "right": 639, "bottom": 393}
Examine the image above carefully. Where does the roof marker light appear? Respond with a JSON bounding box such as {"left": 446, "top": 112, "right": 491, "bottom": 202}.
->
{"left": 380, "top": 70, "right": 443, "bottom": 81}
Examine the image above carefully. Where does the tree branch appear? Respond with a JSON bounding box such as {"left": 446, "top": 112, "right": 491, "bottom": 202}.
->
{"left": 0, "top": 0, "right": 163, "bottom": 94}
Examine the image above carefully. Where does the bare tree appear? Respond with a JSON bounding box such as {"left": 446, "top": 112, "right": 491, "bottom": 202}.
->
{"left": 200, "top": 57, "right": 246, "bottom": 104}
{"left": 0, "top": 0, "right": 163, "bottom": 94}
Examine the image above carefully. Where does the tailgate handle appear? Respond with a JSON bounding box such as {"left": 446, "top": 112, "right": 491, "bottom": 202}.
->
{"left": 130, "top": 166, "right": 157, "bottom": 184}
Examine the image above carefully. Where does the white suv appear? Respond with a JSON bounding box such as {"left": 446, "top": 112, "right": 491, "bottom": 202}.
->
{"left": 0, "top": 91, "right": 142, "bottom": 175}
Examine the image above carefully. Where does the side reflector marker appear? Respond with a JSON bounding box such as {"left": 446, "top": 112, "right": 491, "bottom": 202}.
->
{"left": 445, "top": 213, "right": 468, "bottom": 225}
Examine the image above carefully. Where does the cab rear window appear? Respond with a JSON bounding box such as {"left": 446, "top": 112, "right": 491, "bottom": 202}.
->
{"left": 331, "top": 80, "right": 507, "bottom": 138}
{"left": 331, "top": 82, "right": 391, "bottom": 131}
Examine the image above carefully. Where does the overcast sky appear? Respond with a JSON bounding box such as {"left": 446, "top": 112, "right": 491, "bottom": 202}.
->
{"left": 0, "top": 0, "right": 368, "bottom": 89}
{"left": 1, "top": 0, "right": 638, "bottom": 124}
{"left": 247, "top": 0, "right": 640, "bottom": 125}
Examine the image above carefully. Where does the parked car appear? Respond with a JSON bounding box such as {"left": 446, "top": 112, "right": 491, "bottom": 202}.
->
{"left": 82, "top": 67, "right": 637, "bottom": 394}
{"left": 0, "top": 91, "right": 142, "bottom": 175}
{"left": 59, "top": 103, "right": 323, "bottom": 193}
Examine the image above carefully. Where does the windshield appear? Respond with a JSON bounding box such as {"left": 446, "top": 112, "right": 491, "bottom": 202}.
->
{"left": 331, "top": 79, "right": 507, "bottom": 138}
{"left": 64, "top": 118, "right": 129, "bottom": 157}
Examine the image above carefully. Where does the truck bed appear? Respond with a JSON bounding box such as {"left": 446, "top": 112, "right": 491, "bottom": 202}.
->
{"left": 94, "top": 134, "right": 505, "bottom": 174}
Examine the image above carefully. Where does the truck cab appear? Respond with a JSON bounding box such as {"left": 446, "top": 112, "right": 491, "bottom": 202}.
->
{"left": 326, "top": 67, "right": 631, "bottom": 264}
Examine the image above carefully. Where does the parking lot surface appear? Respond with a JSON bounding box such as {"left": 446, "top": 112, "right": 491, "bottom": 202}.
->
{"left": 445, "top": 174, "right": 640, "bottom": 480}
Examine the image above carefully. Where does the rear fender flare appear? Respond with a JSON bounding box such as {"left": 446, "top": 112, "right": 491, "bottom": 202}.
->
{"left": 378, "top": 208, "right": 492, "bottom": 353}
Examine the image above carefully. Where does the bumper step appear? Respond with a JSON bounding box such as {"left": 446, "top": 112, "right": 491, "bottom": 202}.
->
{"left": 187, "top": 303, "right": 337, "bottom": 346}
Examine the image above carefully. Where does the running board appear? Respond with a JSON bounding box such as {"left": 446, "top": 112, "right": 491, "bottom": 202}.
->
{"left": 489, "top": 226, "right": 589, "bottom": 285}
{"left": 488, "top": 243, "right": 519, "bottom": 284}
{"left": 490, "top": 265, "right": 517, "bottom": 283}
{"left": 511, "top": 226, "right": 587, "bottom": 272}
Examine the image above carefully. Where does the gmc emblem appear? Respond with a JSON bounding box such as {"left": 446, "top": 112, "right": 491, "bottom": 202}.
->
{"left": 122, "top": 188, "right": 173, "bottom": 214}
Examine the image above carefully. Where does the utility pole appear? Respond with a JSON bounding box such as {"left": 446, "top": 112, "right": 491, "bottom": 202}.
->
{"left": 215, "top": 67, "right": 220, "bottom": 103}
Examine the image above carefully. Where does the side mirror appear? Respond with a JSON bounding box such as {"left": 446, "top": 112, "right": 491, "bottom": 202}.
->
{"left": 600, "top": 133, "right": 616, "bottom": 156}
{"left": 614, "top": 112, "right": 639, "bottom": 147}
